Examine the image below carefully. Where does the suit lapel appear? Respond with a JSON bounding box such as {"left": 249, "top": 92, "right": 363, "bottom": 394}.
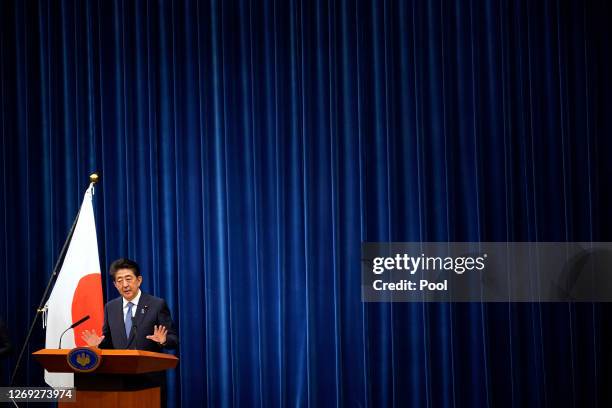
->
{"left": 116, "top": 299, "right": 129, "bottom": 348}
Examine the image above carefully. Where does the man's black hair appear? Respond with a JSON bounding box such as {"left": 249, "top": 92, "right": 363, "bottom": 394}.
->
{"left": 109, "top": 258, "right": 141, "bottom": 281}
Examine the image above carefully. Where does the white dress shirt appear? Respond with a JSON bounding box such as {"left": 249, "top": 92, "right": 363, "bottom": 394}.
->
{"left": 122, "top": 290, "right": 142, "bottom": 320}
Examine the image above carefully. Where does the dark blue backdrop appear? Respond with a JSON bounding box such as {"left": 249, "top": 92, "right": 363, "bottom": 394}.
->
{"left": 1, "top": 0, "right": 612, "bottom": 407}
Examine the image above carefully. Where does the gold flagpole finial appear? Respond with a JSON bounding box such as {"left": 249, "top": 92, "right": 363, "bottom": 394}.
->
{"left": 89, "top": 172, "right": 100, "bottom": 185}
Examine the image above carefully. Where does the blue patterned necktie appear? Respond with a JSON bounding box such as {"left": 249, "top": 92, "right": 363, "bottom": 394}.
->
{"left": 125, "top": 302, "right": 133, "bottom": 338}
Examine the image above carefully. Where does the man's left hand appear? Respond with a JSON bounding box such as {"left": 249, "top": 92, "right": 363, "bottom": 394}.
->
{"left": 146, "top": 325, "right": 168, "bottom": 346}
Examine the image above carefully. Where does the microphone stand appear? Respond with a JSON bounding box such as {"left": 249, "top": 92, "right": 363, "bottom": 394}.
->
{"left": 9, "top": 173, "right": 100, "bottom": 386}
{"left": 58, "top": 316, "right": 90, "bottom": 349}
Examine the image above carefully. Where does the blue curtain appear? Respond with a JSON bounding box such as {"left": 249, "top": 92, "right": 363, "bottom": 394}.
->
{"left": 1, "top": 0, "right": 611, "bottom": 406}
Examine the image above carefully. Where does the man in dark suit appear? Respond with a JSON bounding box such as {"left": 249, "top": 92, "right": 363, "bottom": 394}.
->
{"left": 81, "top": 258, "right": 178, "bottom": 406}
{"left": 81, "top": 258, "right": 178, "bottom": 350}
{"left": 0, "top": 318, "right": 10, "bottom": 358}
{"left": 0, "top": 318, "right": 11, "bottom": 387}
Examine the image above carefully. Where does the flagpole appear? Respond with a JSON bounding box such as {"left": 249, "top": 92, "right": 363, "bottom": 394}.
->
{"left": 9, "top": 172, "right": 101, "bottom": 386}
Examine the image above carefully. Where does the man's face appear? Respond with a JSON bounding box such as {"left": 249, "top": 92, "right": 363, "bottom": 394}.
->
{"left": 113, "top": 268, "right": 142, "bottom": 301}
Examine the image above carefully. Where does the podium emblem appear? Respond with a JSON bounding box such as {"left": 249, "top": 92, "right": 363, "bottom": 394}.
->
{"left": 67, "top": 347, "right": 102, "bottom": 372}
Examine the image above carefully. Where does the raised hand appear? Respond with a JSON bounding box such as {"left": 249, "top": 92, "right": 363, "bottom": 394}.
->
{"left": 81, "top": 329, "right": 104, "bottom": 347}
{"left": 146, "top": 325, "right": 168, "bottom": 345}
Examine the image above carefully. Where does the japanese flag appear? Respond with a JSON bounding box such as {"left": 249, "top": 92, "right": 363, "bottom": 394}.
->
{"left": 44, "top": 183, "right": 104, "bottom": 388}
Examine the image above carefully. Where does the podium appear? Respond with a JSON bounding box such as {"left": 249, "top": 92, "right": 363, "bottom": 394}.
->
{"left": 33, "top": 349, "right": 179, "bottom": 408}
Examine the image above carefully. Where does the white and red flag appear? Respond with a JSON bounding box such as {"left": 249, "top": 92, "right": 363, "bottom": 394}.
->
{"left": 44, "top": 183, "right": 104, "bottom": 388}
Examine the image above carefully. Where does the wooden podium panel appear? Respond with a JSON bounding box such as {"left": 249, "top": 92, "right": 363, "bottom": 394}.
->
{"left": 60, "top": 387, "right": 160, "bottom": 408}
{"left": 33, "top": 349, "right": 178, "bottom": 373}
{"left": 33, "top": 349, "right": 178, "bottom": 408}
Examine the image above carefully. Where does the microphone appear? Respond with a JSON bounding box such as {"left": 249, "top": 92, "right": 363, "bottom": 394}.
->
{"left": 128, "top": 323, "right": 138, "bottom": 349}
{"left": 58, "top": 315, "right": 90, "bottom": 349}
